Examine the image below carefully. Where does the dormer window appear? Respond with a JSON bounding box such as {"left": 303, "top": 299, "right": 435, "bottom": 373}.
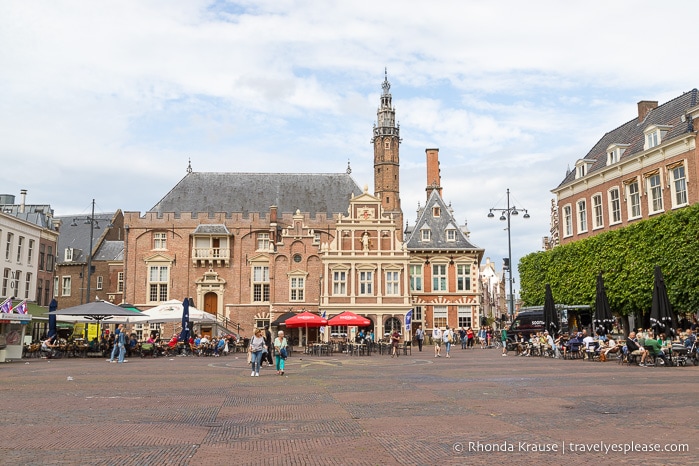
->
{"left": 64, "top": 248, "right": 73, "bottom": 262}
{"left": 606, "top": 144, "right": 629, "bottom": 165}
{"left": 575, "top": 159, "right": 594, "bottom": 179}
{"left": 643, "top": 125, "right": 671, "bottom": 150}
{"left": 446, "top": 228, "right": 456, "bottom": 242}
{"left": 420, "top": 228, "right": 431, "bottom": 242}
{"left": 432, "top": 207, "right": 441, "bottom": 217}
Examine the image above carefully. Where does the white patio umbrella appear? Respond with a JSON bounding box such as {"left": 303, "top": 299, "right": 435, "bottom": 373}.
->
{"left": 130, "top": 299, "right": 217, "bottom": 324}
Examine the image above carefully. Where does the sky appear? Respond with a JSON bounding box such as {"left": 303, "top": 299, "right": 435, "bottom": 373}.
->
{"left": 2, "top": 0, "right": 698, "bottom": 300}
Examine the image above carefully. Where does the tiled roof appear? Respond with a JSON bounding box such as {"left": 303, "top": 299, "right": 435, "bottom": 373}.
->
{"left": 150, "top": 172, "right": 363, "bottom": 216}
{"left": 405, "top": 190, "right": 482, "bottom": 251}
{"left": 556, "top": 89, "right": 698, "bottom": 189}
{"left": 94, "top": 240, "right": 124, "bottom": 261}
{"left": 55, "top": 213, "right": 115, "bottom": 264}
{"left": 192, "top": 224, "right": 231, "bottom": 235}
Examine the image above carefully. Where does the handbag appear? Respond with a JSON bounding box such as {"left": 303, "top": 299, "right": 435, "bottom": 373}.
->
{"left": 280, "top": 347, "right": 288, "bottom": 359}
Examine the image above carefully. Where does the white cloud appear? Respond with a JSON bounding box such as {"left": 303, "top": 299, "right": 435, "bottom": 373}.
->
{"left": 2, "top": 0, "right": 698, "bottom": 296}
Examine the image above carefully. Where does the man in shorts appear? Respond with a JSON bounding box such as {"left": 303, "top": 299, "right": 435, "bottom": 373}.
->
{"left": 433, "top": 327, "right": 442, "bottom": 358}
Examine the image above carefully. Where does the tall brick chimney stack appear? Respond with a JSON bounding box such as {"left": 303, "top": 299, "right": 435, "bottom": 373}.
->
{"left": 425, "top": 148, "right": 442, "bottom": 200}
{"left": 637, "top": 100, "right": 658, "bottom": 122}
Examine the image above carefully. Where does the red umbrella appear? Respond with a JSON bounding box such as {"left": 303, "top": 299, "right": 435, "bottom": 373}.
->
{"left": 284, "top": 311, "right": 328, "bottom": 328}
{"left": 328, "top": 311, "right": 370, "bottom": 327}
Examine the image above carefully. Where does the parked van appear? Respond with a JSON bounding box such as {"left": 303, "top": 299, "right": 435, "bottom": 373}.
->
{"left": 507, "top": 305, "right": 591, "bottom": 344}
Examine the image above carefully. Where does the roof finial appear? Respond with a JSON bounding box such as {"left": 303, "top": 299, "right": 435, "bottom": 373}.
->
{"left": 186, "top": 158, "right": 193, "bottom": 174}
{"left": 346, "top": 159, "right": 352, "bottom": 174}
{"left": 382, "top": 67, "right": 390, "bottom": 95}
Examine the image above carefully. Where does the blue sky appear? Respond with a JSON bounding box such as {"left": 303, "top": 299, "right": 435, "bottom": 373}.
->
{"left": 2, "top": 0, "right": 697, "bottom": 299}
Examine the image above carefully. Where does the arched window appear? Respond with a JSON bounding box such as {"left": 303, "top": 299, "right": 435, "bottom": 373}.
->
{"left": 384, "top": 317, "right": 402, "bottom": 337}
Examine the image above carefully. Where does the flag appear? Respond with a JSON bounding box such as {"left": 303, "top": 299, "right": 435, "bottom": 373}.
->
{"left": 405, "top": 309, "right": 413, "bottom": 332}
{"left": 0, "top": 297, "right": 11, "bottom": 313}
{"left": 15, "top": 300, "right": 27, "bottom": 314}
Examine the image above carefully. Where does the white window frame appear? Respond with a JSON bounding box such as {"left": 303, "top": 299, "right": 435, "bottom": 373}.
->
{"left": 385, "top": 270, "right": 400, "bottom": 295}
{"left": 576, "top": 199, "right": 587, "bottom": 233}
{"left": 153, "top": 232, "right": 167, "bottom": 250}
{"left": 27, "top": 239, "right": 34, "bottom": 265}
{"left": 562, "top": 204, "right": 572, "bottom": 237}
{"left": 25, "top": 272, "right": 32, "bottom": 299}
{"left": 257, "top": 232, "right": 270, "bottom": 251}
{"left": 432, "top": 263, "right": 447, "bottom": 292}
{"left": 62, "top": 276, "right": 71, "bottom": 297}
{"left": 446, "top": 229, "right": 456, "bottom": 242}
{"left": 5, "top": 232, "right": 13, "bottom": 261}
{"left": 457, "top": 306, "right": 472, "bottom": 329}
{"left": 627, "top": 180, "right": 641, "bottom": 219}
{"left": 433, "top": 305, "right": 447, "bottom": 329}
{"left": 117, "top": 271, "right": 124, "bottom": 293}
{"left": 96, "top": 275, "right": 103, "bottom": 291}
{"left": 148, "top": 265, "right": 169, "bottom": 303}
{"left": 409, "top": 264, "right": 422, "bottom": 292}
{"left": 420, "top": 229, "right": 431, "bottom": 242}
{"left": 358, "top": 270, "right": 373, "bottom": 296}
{"left": 592, "top": 194, "right": 603, "bottom": 230}
{"left": 252, "top": 265, "right": 270, "bottom": 303}
{"left": 64, "top": 248, "right": 73, "bottom": 262}
{"left": 16, "top": 236, "right": 24, "bottom": 263}
{"left": 647, "top": 172, "right": 663, "bottom": 214}
{"left": 332, "top": 270, "right": 347, "bottom": 295}
{"left": 670, "top": 164, "right": 688, "bottom": 208}
{"left": 456, "top": 264, "right": 471, "bottom": 292}
{"left": 290, "top": 275, "right": 305, "bottom": 302}
{"left": 609, "top": 188, "right": 621, "bottom": 225}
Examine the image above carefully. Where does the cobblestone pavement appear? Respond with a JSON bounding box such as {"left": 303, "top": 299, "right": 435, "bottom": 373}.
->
{"left": 1, "top": 347, "right": 697, "bottom": 465}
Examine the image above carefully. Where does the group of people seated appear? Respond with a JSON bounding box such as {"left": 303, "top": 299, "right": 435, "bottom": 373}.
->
{"left": 511, "top": 327, "right": 697, "bottom": 366}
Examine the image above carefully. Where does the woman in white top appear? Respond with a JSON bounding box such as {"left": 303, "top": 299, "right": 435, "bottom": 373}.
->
{"left": 249, "top": 328, "right": 266, "bottom": 377}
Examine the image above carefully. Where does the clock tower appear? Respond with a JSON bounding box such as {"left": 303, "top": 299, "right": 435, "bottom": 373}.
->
{"left": 371, "top": 69, "right": 403, "bottom": 239}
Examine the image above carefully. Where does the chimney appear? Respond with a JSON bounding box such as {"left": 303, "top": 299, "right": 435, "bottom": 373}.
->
{"left": 425, "top": 148, "right": 442, "bottom": 200}
{"left": 19, "top": 189, "right": 27, "bottom": 213}
{"left": 637, "top": 100, "right": 658, "bottom": 122}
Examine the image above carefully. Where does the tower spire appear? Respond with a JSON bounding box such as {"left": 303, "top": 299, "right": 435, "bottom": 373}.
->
{"left": 372, "top": 69, "right": 403, "bottom": 240}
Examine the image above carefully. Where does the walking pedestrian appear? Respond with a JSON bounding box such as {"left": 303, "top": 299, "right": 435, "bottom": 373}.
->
{"left": 501, "top": 326, "right": 508, "bottom": 357}
{"left": 415, "top": 324, "right": 425, "bottom": 352}
{"left": 108, "top": 324, "right": 121, "bottom": 363}
{"left": 249, "top": 328, "right": 266, "bottom": 377}
{"left": 117, "top": 325, "right": 128, "bottom": 363}
{"left": 433, "top": 326, "right": 442, "bottom": 357}
{"left": 274, "top": 330, "right": 288, "bottom": 376}
{"left": 443, "top": 326, "right": 453, "bottom": 358}
{"left": 263, "top": 325, "right": 273, "bottom": 367}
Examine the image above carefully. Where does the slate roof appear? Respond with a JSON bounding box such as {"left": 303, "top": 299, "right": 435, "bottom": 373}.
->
{"left": 55, "top": 213, "right": 116, "bottom": 264}
{"left": 94, "top": 240, "right": 124, "bottom": 261}
{"left": 150, "top": 172, "right": 363, "bottom": 217}
{"left": 0, "top": 204, "right": 54, "bottom": 229}
{"left": 555, "top": 89, "right": 698, "bottom": 189}
{"left": 405, "top": 190, "right": 482, "bottom": 252}
{"left": 192, "top": 224, "right": 231, "bottom": 235}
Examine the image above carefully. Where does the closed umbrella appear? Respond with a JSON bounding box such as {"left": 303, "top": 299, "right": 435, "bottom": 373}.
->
{"left": 650, "top": 266, "right": 677, "bottom": 338}
{"left": 543, "top": 284, "right": 559, "bottom": 335}
{"left": 180, "top": 298, "right": 191, "bottom": 345}
{"left": 48, "top": 299, "right": 58, "bottom": 339}
{"left": 593, "top": 273, "right": 614, "bottom": 336}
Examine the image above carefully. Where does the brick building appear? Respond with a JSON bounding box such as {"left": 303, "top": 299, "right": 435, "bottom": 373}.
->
{"left": 54, "top": 211, "right": 124, "bottom": 309}
{"left": 551, "top": 89, "right": 699, "bottom": 245}
{"left": 405, "top": 149, "right": 485, "bottom": 336}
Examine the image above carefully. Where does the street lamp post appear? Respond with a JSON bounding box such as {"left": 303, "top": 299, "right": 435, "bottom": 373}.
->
{"left": 71, "top": 199, "right": 112, "bottom": 304}
{"left": 488, "top": 189, "right": 530, "bottom": 319}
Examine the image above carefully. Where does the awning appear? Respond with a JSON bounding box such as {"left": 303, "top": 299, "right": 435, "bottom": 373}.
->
{"left": 270, "top": 311, "right": 297, "bottom": 326}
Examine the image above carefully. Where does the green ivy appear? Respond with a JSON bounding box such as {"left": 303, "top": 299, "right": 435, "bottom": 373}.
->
{"left": 519, "top": 203, "right": 699, "bottom": 316}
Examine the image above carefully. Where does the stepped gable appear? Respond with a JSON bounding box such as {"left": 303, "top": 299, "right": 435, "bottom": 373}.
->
{"left": 150, "top": 172, "right": 363, "bottom": 216}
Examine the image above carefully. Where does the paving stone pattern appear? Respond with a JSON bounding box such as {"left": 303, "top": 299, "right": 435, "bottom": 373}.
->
{"left": 1, "top": 349, "right": 697, "bottom": 465}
